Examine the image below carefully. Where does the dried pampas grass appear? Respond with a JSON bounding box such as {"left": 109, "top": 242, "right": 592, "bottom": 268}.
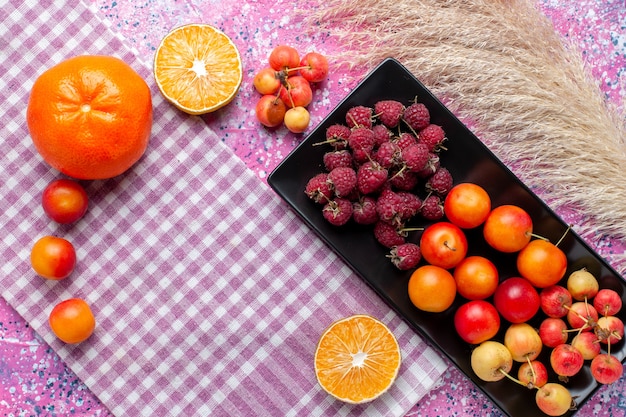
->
{"left": 307, "top": 0, "right": 626, "bottom": 270}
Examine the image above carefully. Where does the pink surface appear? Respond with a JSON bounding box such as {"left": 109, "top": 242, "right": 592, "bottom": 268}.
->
{"left": 1, "top": 0, "right": 624, "bottom": 416}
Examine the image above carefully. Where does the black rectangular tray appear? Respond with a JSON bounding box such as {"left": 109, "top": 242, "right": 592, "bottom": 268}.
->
{"left": 267, "top": 57, "right": 626, "bottom": 417}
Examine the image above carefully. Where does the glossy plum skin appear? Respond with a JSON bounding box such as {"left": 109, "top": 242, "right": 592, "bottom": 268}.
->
{"left": 30, "top": 235, "right": 76, "bottom": 280}
{"left": 454, "top": 300, "right": 501, "bottom": 344}
{"left": 483, "top": 204, "right": 533, "bottom": 253}
{"left": 493, "top": 277, "right": 540, "bottom": 324}
{"left": 49, "top": 298, "right": 95, "bottom": 344}
{"left": 420, "top": 222, "right": 468, "bottom": 269}
{"left": 299, "top": 52, "right": 329, "bottom": 83}
{"left": 42, "top": 179, "right": 88, "bottom": 224}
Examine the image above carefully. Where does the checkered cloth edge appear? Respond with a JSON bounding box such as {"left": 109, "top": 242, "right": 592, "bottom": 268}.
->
{"left": 0, "top": 1, "right": 447, "bottom": 416}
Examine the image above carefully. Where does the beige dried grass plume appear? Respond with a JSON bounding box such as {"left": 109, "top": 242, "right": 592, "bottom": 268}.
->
{"left": 307, "top": 0, "right": 626, "bottom": 270}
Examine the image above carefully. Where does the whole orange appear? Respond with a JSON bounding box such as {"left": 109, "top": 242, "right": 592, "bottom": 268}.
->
{"left": 27, "top": 55, "right": 152, "bottom": 179}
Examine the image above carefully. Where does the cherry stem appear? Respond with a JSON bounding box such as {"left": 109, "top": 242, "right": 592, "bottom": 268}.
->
{"left": 444, "top": 241, "right": 457, "bottom": 252}
{"left": 555, "top": 224, "right": 572, "bottom": 247}
{"left": 526, "top": 356, "right": 538, "bottom": 387}
{"left": 389, "top": 165, "right": 407, "bottom": 181}
{"left": 528, "top": 224, "right": 571, "bottom": 246}
{"left": 498, "top": 368, "right": 531, "bottom": 389}
{"left": 400, "top": 117, "right": 420, "bottom": 137}
{"left": 273, "top": 86, "right": 284, "bottom": 105}
{"left": 284, "top": 65, "right": 311, "bottom": 74}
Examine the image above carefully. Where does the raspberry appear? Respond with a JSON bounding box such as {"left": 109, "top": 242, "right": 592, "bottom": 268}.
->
{"left": 420, "top": 194, "right": 444, "bottom": 220}
{"left": 397, "top": 191, "right": 422, "bottom": 221}
{"left": 416, "top": 152, "right": 440, "bottom": 178}
{"left": 305, "top": 173, "right": 332, "bottom": 204}
{"left": 401, "top": 142, "right": 430, "bottom": 172}
{"left": 372, "top": 124, "right": 392, "bottom": 147}
{"left": 327, "top": 166, "right": 357, "bottom": 198}
{"left": 403, "top": 102, "right": 430, "bottom": 131}
{"left": 425, "top": 167, "right": 453, "bottom": 195}
{"left": 345, "top": 105, "right": 373, "bottom": 129}
{"left": 394, "top": 132, "right": 417, "bottom": 150}
{"left": 388, "top": 243, "right": 422, "bottom": 270}
{"left": 374, "top": 100, "right": 405, "bottom": 128}
{"left": 322, "top": 198, "right": 353, "bottom": 226}
{"left": 419, "top": 124, "right": 447, "bottom": 152}
{"left": 357, "top": 161, "right": 388, "bottom": 195}
{"left": 389, "top": 169, "right": 419, "bottom": 191}
{"left": 323, "top": 150, "right": 353, "bottom": 171}
{"left": 376, "top": 188, "right": 403, "bottom": 224}
{"left": 352, "top": 196, "right": 379, "bottom": 225}
{"left": 348, "top": 127, "right": 375, "bottom": 153}
{"left": 373, "top": 221, "right": 406, "bottom": 248}
{"left": 324, "top": 124, "right": 351, "bottom": 149}
{"left": 375, "top": 141, "right": 401, "bottom": 169}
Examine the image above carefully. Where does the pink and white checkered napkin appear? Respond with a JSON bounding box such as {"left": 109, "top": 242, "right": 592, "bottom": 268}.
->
{"left": 0, "top": 1, "right": 447, "bottom": 416}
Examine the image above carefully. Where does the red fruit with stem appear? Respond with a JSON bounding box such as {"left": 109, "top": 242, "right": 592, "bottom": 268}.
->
{"left": 538, "top": 317, "right": 569, "bottom": 348}
{"left": 593, "top": 288, "right": 622, "bottom": 317}
{"left": 550, "top": 343, "right": 584, "bottom": 382}
{"left": 535, "top": 383, "right": 574, "bottom": 417}
{"left": 278, "top": 75, "right": 312, "bottom": 108}
{"left": 518, "top": 360, "right": 548, "bottom": 388}
{"left": 591, "top": 353, "right": 623, "bottom": 384}
{"left": 540, "top": 285, "right": 573, "bottom": 318}
{"left": 255, "top": 94, "right": 287, "bottom": 127}
{"left": 571, "top": 332, "right": 601, "bottom": 360}
{"left": 420, "top": 221, "right": 468, "bottom": 269}
{"left": 253, "top": 67, "right": 281, "bottom": 94}
{"left": 298, "top": 52, "right": 328, "bottom": 83}
{"left": 595, "top": 316, "right": 624, "bottom": 345}
{"left": 504, "top": 322, "right": 543, "bottom": 362}
{"left": 566, "top": 301, "right": 598, "bottom": 332}
{"left": 269, "top": 45, "right": 300, "bottom": 71}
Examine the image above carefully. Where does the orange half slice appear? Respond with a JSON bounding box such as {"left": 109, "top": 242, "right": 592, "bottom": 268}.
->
{"left": 314, "top": 314, "right": 402, "bottom": 404}
{"left": 154, "top": 23, "right": 243, "bottom": 115}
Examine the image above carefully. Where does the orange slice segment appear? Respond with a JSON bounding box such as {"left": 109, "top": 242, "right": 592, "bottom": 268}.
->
{"left": 154, "top": 23, "right": 243, "bottom": 115}
{"left": 314, "top": 314, "right": 402, "bottom": 404}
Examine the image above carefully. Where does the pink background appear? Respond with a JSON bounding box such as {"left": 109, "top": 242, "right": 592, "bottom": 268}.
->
{"left": 1, "top": 0, "right": 624, "bottom": 415}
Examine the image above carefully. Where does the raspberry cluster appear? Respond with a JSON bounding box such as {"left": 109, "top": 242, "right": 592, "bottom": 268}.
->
{"left": 304, "top": 99, "right": 453, "bottom": 270}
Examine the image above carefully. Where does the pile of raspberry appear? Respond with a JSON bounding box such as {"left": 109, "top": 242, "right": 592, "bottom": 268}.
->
{"left": 304, "top": 99, "right": 454, "bottom": 271}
